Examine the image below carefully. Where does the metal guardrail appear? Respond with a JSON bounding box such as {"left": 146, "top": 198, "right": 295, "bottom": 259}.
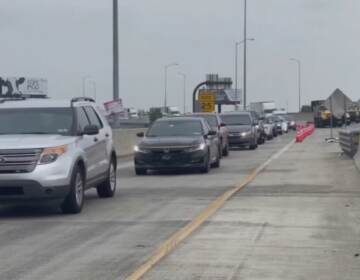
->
{"left": 339, "top": 128, "right": 360, "bottom": 157}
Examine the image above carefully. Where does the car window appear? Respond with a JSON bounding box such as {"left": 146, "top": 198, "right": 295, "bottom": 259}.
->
{"left": 0, "top": 108, "right": 74, "bottom": 136}
{"left": 190, "top": 114, "right": 218, "bottom": 129}
{"left": 84, "top": 106, "right": 103, "bottom": 128}
{"left": 202, "top": 120, "right": 211, "bottom": 134}
{"left": 147, "top": 120, "right": 204, "bottom": 137}
{"left": 77, "top": 107, "right": 90, "bottom": 132}
{"left": 221, "top": 114, "right": 251, "bottom": 125}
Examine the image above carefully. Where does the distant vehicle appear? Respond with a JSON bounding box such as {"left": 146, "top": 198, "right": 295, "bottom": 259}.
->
{"left": 248, "top": 110, "right": 266, "bottom": 144}
{"left": 134, "top": 117, "right": 221, "bottom": 174}
{"left": 263, "top": 116, "right": 276, "bottom": 139}
{"left": 168, "top": 106, "right": 181, "bottom": 116}
{"left": 0, "top": 96, "right": 117, "bottom": 214}
{"left": 311, "top": 100, "right": 335, "bottom": 128}
{"left": 282, "top": 115, "right": 297, "bottom": 130}
{"left": 269, "top": 115, "right": 285, "bottom": 135}
{"left": 273, "top": 109, "right": 288, "bottom": 116}
{"left": 149, "top": 106, "right": 181, "bottom": 119}
{"left": 250, "top": 101, "right": 276, "bottom": 117}
{"left": 220, "top": 111, "right": 258, "bottom": 150}
{"left": 127, "top": 108, "right": 139, "bottom": 119}
{"left": 187, "top": 112, "right": 229, "bottom": 157}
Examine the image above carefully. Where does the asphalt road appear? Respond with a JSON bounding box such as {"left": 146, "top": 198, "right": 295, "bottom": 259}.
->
{"left": 145, "top": 128, "right": 360, "bottom": 280}
{"left": 0, "top": 133, "right": 294, "bottom": 280}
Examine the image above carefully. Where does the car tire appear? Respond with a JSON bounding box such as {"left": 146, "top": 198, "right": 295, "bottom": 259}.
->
{"left": 135, "top": 167, "right": 147, "bottom": 175}
{"left": 61, "top": 165, "right": 85, "bottom": 214}
{"left": 200, "top": 152, "right": 211, "bottom": 174}
{"left": 97, "top": 159, "right": 117, "bottom": 198}
{"left": 222, "top": 145, "right": 229, "bottom": 157}
{"left": 249, "top": 142, "right": 258, "bottom": 150}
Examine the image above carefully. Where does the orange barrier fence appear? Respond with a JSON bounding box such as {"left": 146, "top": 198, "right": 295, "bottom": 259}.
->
{"left": 296, "top": 123, "right": 315, "bottom": 143}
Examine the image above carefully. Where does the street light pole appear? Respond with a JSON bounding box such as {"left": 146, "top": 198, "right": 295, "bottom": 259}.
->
{"left": 243, "top": 0, "right": 247, "bottom": 110}
{"left": 178, "top": 73, "right": 186, "bottom": 114}
{"left": 235, "top": 38, "right": 254, "bottom": 110}
{"left": 164, "top": 63, "right": 178, "bottom": 109}
{"left": 90, "top": 80, "right": 97, "bottom": 101}
{"left": 290, "top": 58, "right": 302, "bottom": 112}
{"left": 82, "top": 76, "right": 91, "bottom": 97}
{"left": 113, "top": 0, "right": 119, "bottom": 100}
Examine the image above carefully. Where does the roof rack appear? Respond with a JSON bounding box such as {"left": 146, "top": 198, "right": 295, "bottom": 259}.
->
{"left": 71, "top": 97, "right": 95, "bottom": 105}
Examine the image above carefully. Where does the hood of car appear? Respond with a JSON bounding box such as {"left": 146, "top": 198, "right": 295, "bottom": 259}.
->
{"left": 0, "top": 134, "right": 76, "bottom": 149}
{"left": 140, "top": 136, "right": 203, "bottom": 148}
{"left": 226, "top": 125, "right": 252, "bottom": 133}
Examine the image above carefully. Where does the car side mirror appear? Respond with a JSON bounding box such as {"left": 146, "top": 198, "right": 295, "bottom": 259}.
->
{"left": 136, "top": 132, "right": 144, "bottom": 137}
{"left": 83, "top": 124, "right": 99, "bottom": 135}
{"left": 220, "top": 123, "right": 226, "bottom": 127}
{"left": 208, "top": 130, "right": 217, "bottom": 136}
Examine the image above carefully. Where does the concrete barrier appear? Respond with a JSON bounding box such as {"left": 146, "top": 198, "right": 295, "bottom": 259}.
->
{"left": 112, "top": 128, "right": 147, "bottom": 157}
{"left": 354, "top": 135, "right": 360, "bottom": 171}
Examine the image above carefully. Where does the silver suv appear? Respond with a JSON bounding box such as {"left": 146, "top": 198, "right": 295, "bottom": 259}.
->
{"left": 0, "top": 96, "right": 117, "bottom": 214}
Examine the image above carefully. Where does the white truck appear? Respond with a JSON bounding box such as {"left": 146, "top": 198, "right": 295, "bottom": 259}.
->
{"left": 250, "top": 101, "right": 276, "bottom": 117}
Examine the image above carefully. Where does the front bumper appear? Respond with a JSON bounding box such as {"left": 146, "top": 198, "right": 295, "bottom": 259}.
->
{"left": 0, "top": 153, "right": 75, "bottom": 201}
{"left": 134, "top": 150, "right": 207, "bottom": 170}
{"left": 228, "top": 134, "right": 254, "bottom": 146}
{"left": 0, "top": 180, "right": 69, "bottom": 201}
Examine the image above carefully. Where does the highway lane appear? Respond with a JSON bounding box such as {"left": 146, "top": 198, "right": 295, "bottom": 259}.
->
{"left": 0, "top": 133, "right": 294, "bottom": 280}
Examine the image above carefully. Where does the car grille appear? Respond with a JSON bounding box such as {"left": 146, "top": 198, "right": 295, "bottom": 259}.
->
{"left": 0, "top": 149, "right": 42, "bottom": 173}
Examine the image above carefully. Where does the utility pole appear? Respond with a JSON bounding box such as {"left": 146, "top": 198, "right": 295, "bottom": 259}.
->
{"left": 178, "top": 73, "right": 186, "bottom": 114}
{"left": 235, "top": 38, "right": 254, "bottom": 110}
{"left": 243, "top": 0, "right": 247, "bottom": 110}
{"left": 290, "top": 58, "right": 302, "bottom": 112}
{"left": 113, "top": 0, "right": 119, "bottom": 100}
{"left": 164, "top": 63, "right": 178, "bottom": 109}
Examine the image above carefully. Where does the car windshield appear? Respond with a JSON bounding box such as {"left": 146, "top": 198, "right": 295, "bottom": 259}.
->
{"left": 0, "top": 108, "right": 74, "bottom": 136}
{"left": 221, "top": 114, "right": 251, "bottom": 125}
{"left": 147, "top": 120, "right": 203, "bottom": 137}
{"left": 192, "top": 115, "right": 218, "bottom": 128}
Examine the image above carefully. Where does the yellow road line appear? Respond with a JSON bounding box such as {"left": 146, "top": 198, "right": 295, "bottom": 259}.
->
{"left": 125, "top": 139, "right": 295, "bottom": 280}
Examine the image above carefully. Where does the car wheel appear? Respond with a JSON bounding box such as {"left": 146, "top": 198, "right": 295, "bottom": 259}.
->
{"left": 249, "top": 141, "right": 258, "bottom": 150}
{"left": 61, "top": 165, "right": 85, "bottom": 214}
{"left": 97, "top": 159, "right": 117, "bottom": 198}
{"left": 135, "top": 167, "right": 147, "bottom": 175}
{"left": 222, "top": 145, "right": 229, "bottom": 156}
{"left": 200, "top": 152, "right": 211, "bottom": 173}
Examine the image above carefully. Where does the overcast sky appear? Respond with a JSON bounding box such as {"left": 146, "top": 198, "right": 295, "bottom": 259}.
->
{"left": 1, "top": 0, "right": 360, "bottom": 112}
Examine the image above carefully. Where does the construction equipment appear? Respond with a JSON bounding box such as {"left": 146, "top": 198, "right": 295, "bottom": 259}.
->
{"left": 312, "top": 100, "right": 332, "bottom": 128}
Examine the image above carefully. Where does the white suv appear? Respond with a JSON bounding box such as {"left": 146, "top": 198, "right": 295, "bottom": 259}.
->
{"left": 0, "top": 96, "right": 117, "bottom": 214}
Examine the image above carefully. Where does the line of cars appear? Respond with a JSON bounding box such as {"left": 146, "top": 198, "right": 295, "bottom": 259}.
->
{"left": 133, "top": 111, "right": 296, "bottom": 175}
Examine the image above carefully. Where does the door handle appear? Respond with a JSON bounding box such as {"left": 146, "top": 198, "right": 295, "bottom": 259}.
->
{"left": 94, "top": 137, "right": 98, "bottom": 142}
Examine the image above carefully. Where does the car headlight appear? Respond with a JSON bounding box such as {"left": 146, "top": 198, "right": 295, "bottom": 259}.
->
{"left": 134, "top": 145, "right": 150, "bottom": 153}
{"left": 39, "top": 145, "right": 68, "bottom": 164}
{"left": 241, "top": 131, "right": 251, "bottom": 137}
{"left": 186, "top": 143, "right": 206, "bottom": 152}
{"left": 290, "top": 121, "right": 295, "bottom": 126}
